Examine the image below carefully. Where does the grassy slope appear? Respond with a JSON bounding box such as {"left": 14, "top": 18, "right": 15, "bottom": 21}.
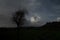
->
{"left": 0, "top": 22, "right": 60, "bottom": 40}
{"left": 19, "top": 27, "right": 60, "bottom": 40}
{"left": 20, "top": 22, "right": 60, "bottom": 40}
{"left": 0, "top": 28, "right": 17, "bottom": 40}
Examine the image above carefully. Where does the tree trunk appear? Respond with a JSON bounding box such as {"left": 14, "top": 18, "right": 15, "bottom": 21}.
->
{"left": 17, "top": 24, "right": 20, "bottom": 40}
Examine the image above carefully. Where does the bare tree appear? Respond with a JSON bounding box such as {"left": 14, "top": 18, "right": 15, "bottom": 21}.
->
{"left": 13, "top": 9, "right": 28, "bottom": 27}
{"left": 12, "top": 8, "right": 28, "bottom": 40}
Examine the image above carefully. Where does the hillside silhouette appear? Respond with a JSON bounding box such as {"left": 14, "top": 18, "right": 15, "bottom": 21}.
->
{"left": 0, "top": 21, "right": 60, "bottom": 40}
{"left": 43, "top": 22, "right": 60, "bottom": 27}
{"left": 41, "top": 21, "right": 60, "bottom": 30}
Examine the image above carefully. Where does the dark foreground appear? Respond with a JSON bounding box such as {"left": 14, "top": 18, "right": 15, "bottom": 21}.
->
{"left": 0, "top": 22, "right": 60, "bottom": 40}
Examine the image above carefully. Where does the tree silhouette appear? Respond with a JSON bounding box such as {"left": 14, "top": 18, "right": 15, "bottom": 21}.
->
{"left": 12, "top": 9, "right": 28, "bottom": 40}
{"left": 13, "top": 9, "right": 28, "bottom": 27}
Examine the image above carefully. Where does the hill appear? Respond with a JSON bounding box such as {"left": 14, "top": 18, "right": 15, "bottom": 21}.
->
{"left": 19, "top": 22, "right": 60, "bottom": 40}
{"left": 0, "top": 22, "right": 60, "bottom": 40}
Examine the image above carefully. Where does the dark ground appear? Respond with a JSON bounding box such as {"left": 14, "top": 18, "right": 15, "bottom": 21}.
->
{"left": 0, "top": 22, "right": 60, "bottom": 40}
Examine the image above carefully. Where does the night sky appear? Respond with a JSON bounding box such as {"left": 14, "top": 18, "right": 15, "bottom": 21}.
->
{"left": 0, "top": 0, "right": 60, "bottom": 27}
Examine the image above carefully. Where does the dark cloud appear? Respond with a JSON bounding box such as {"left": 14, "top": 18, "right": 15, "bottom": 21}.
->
{"left": 0, "top": 0, "right": 60, "bottom": 27}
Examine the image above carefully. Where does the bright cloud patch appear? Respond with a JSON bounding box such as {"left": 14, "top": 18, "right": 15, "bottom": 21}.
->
{"left": 57, "top": 17, "right": 60, "bottom": 21}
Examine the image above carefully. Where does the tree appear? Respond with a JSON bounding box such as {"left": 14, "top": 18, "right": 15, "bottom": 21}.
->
{"left": 13, "top": 9, "right": 28, "bottom": 27}
{"left": 12, "top": 8, "right": 28, "bottom": 40}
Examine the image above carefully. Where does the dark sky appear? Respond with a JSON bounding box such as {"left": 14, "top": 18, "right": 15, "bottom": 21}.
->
{"left": 0, "top": 0, "right": 60, "bottom": 27}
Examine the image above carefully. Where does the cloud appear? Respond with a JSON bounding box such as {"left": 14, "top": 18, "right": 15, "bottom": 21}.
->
{"left": 57, "top": 17, "right": 60, "bottom": 21}
{"left": 0, "top": 0, "right": 60, "bottom": 27}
